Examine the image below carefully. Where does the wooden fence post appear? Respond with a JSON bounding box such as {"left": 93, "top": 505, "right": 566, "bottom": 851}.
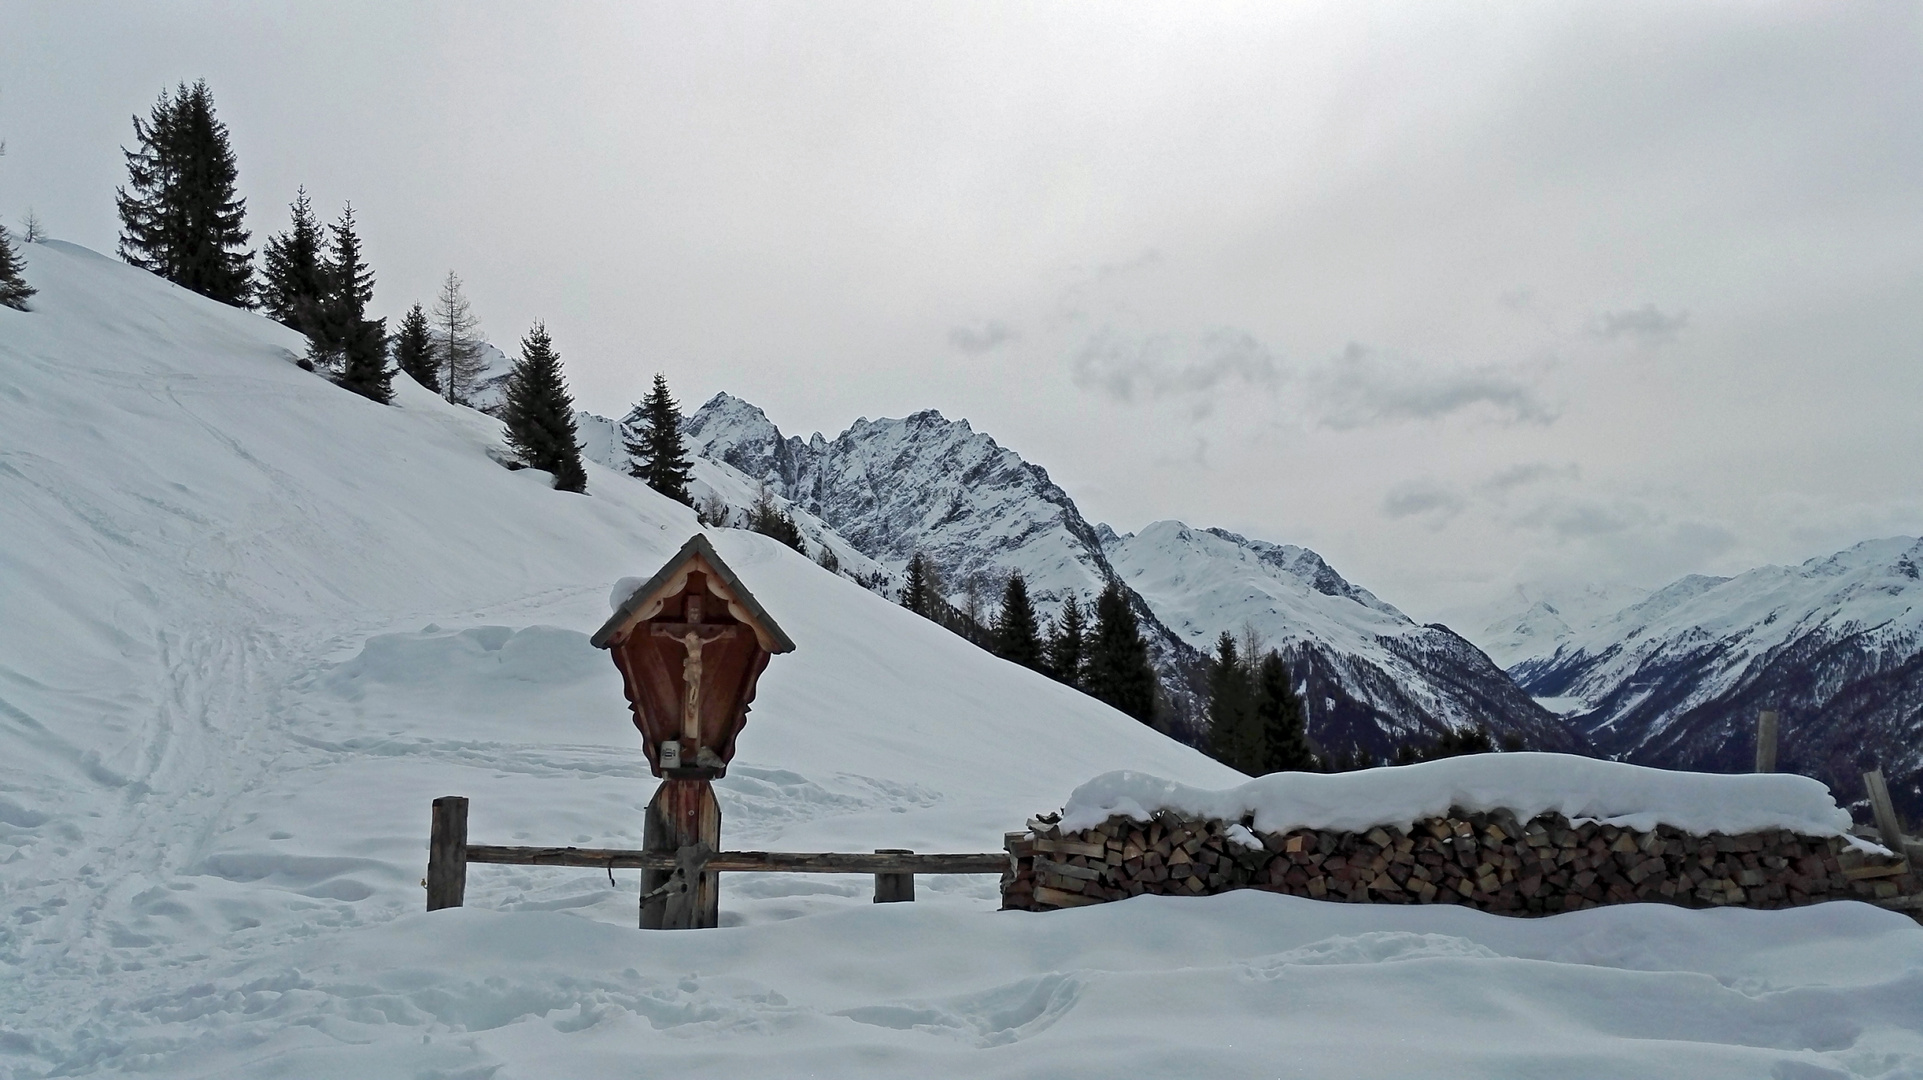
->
{"left": 1863, "top": 770, "right": 1907, "bottom": 851}
{"left": 874, "top": 848, "right": 915, "bottom": 903}
{"left": 427, "top": 796, "right": 469, "bottom": 911}
{"left": 1754, "top": 710, "right": 1779, "bottom": 773}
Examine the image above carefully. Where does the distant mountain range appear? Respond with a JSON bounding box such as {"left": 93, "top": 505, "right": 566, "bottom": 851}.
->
{"left": 1501, "top": 537, "right": 1923, "bottom": 819}
{"left": 575, "top": 396, "right": 1921, "bottom": 814}
{"left": 580, "top": 393, "right": 1579, "bottom": 757}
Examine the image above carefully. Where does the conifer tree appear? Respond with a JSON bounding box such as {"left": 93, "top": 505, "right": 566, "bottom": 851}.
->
{"left": 115, "top": 80, "right": 254, "bottom": 305}
{"left": 0, "top": 224, "right": 32, "bottom": 311}
{"left": 432, "top": 271, "right": 485, "bottom": 404}
{"left": 259, "top": 188, "right": 326, "bottom": 337}
{"left": 1084, "top": 581, "right": 1157, "bottom": 724}
{"left": 993, "top": 573, "right": 1045, "bottom": 672}
{"left": 392, "top": 303, "right": 437, "bottom": 392}
{"left": 1206, "top": 632, "right": 1257, "bottom": 770}
{"left": 624, "top": 373, "right": 694, "bottom": 504}
{"left": 1045, "top": 595, "right": 1087, "bottom": 687}
{"left": 901, "top": 553, "right": 937, "bottom": 616}
{"left": 501, "top": 321, "right": 586, "bottom": 492}
{"left": 311, "top": 205, "right": 390, "bottom": 402}
{"left": 1254, "top": 651, "right": 1314, "bottom": 773}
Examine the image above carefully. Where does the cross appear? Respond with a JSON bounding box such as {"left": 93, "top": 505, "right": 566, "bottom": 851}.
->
{"left": 650, "top": 593, "right": 740, "bottom": 745}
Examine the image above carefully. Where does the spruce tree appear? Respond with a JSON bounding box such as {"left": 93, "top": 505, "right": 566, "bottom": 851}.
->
{"left": 432, "top": 271, "right": 485, "bottom": 404}
{"left": 1254, "top": 650, "right": 1314, "bottom": 773}
{"left": 115, "top": 80, "right": 254, "bottom": 305}
{"left": 501, "top": 321, "right": 586, "bottom": 492}
{"left": 1084, "top": 581, "right": 1157, "bottom": 724}
{"left": 313, "top": 206, "right": 390, "bottom": 402}
{"left": 1206, "top": 632, "right": 1256, "bottom": 770}
{"left": 1045, "top": 595, "right": 1087, "bottom": 687}
{"left": 624, "top": 373, "right": 695, "bottom": 504}
{"left": 993, "top": 572, "right": 1045, "bottom": 672}
{"left": 901, "top": 553, "right": 937, "bottom": 616}
{"left": 260, "top": 188, "right": 326, "bottom": 337}
{"left": 393, "top": 303, "right": 438, "bottom": 392}
{"left": 0, "top": 224, "right": 33, "bottom": 311}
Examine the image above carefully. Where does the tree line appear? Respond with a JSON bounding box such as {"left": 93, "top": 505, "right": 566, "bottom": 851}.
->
{"left": 899, "top": 561, "right": 1162, "bottom": 730}
{"left": 102, "top": 80, "right": 589, "bottom": 492}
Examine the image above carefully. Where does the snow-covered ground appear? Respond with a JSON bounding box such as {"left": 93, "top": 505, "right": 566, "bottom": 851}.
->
{"left": 4, "top": 241, "right": 1923, "bottom": 1078}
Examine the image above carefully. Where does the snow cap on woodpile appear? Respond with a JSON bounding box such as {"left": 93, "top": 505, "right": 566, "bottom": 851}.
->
{"left": 1060, "top": 753, "right": 1858, "bottom": 838}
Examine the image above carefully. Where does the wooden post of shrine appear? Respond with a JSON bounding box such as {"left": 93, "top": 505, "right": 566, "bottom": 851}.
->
{"left": 592, "top": 535, "right": 797, "bottom": 929}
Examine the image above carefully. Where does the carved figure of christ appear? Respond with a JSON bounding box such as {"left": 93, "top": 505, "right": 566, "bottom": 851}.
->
{"left": 649, "top": 593, "right": 740, "bottom": 745}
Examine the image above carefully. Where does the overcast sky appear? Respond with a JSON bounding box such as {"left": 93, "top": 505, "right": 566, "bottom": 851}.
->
{"left": 4, "top": 1, "right": 1920, "bottom": 626}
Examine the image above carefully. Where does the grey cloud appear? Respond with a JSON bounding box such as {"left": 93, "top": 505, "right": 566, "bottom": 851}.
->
{"left": 1383, "top": 480, "right": 1466, "bottom": 521}
{"left": 1311, "top": 343, "right": 1558, "bottom": 430}
{"left": 1071, "top": 326, "right": 1282, "bottom": 403}
{"left": 1483, "top": 462, "right": 1581, "bottom": 492}
{"left": 1592, "top": 304, "right": 1689, "bottom": 346}
{"left": 948, "top": 320, "right": 1018, "bottom": 354}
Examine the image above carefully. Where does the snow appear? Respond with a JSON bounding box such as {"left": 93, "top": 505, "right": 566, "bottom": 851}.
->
{"left": 5, "top": 241, "right": 1923, "bottom": 1078}
{"left": 1059, "top": 753, "right": 1858, "bottom": 838}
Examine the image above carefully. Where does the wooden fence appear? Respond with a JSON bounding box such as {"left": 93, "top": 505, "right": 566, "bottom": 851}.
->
{"left": 425, "top": 796, "right": 1009, "bottom": 912}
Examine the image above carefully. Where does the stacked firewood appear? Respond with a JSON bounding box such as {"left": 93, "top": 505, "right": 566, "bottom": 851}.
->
{"left": 1001, "top": 807, "right": 1920, "bottom": 919}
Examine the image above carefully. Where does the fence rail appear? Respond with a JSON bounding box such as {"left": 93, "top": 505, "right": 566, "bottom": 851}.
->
{"left": 425, "top": 795, "right": 1007, "bottom": 913}
{"left": 465, "top": 845, "right": 1007, "bottom": 874}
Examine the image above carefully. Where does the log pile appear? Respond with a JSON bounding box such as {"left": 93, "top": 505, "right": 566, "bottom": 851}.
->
{"left": 1001, "top": 807, "right": 1922, "bottom": 920}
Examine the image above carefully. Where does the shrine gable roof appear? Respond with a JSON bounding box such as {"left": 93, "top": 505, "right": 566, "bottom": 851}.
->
{"left": 591, "top": 533, "right": 798, "bottom": 654}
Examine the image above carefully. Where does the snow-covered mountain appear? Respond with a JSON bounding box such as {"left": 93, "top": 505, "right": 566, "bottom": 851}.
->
{"left": 1107, "top": 522, "right": 1580, "bottom": 756}
{"left": 1463, "top": 581, "right": 1654, "bottom": 670}
{"left": 576, "top": 409, "right": 892, "bottom": 591}
{"left": 682, "top": 393, "right": 1212, "bottom": 723}
{"left": 683, "top": 393, "right": 1577, "bottom": 756}
{"left": 1512, "top": 537, "right": 1923, "bottom": 817}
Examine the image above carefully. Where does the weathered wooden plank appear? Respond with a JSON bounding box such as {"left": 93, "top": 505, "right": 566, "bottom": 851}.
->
{"left": 1754, "top": 710, "right": 1779, "bottom": 773}
{"left": 426, "top": 796, "right": 468, "bottom": 911}
{"left": 465, "top": 845, "right": 1008, "bottom": 874}
{"left": 1864, "top": 770, "right": 1907, "bottom": 851}
{"left": 1032, "top": 885, "right": 1104, "bottom": 908}
{"left": 1841, "top": 858, "right": 1910, "bottom": 881}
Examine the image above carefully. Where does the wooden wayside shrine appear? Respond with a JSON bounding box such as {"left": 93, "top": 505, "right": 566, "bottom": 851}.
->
{"left": 425, "top": 535, "right": 1006, "bottom": 927}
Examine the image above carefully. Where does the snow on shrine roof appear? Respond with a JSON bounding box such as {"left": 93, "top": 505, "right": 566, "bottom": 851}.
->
{"left": 592, "top": 533, "right": 797, "bottom": 653}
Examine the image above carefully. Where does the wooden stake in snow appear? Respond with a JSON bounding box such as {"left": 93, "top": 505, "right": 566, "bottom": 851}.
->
{"left": 1864, "top": 770, "right": 1907, "bottom": 851}
{"left": 426, "top": 795, "right": 468, "bottom": 911}
{"left": 1754, "top": 710, "right": 1779, "bottom": 773}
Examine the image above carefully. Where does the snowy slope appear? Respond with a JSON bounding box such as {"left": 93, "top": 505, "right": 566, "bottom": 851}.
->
{"left": 5, "top": 242, "right": 1921, "bottom": 1078}
{"left": 1106, "top": 522, "right": 1583, "bottom": 756}
{"left": 1513, "top": 538, "right": 1923, "bottom": 817}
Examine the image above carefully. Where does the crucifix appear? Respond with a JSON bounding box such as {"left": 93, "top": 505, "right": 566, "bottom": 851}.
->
{"left": 593, "top": 535, "right": 796, "bottom": 929}
{"left": 650, "top": 591, "right": 739, "bottom": 768}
